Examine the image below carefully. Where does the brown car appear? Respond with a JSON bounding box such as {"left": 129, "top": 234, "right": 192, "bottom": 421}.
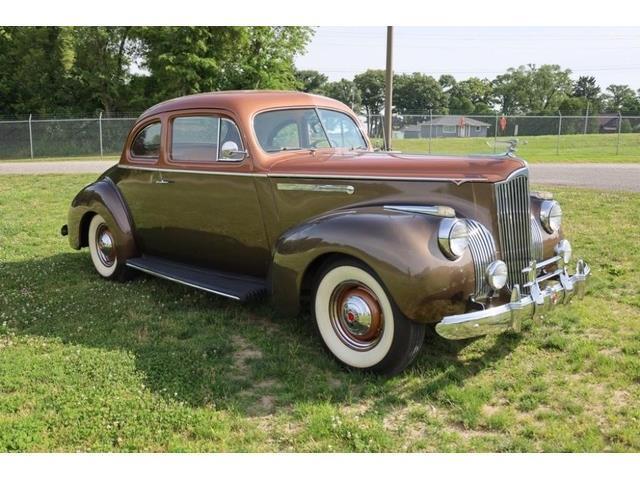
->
{"left": 62, "top": 90, "right": 590, "bottom": 375}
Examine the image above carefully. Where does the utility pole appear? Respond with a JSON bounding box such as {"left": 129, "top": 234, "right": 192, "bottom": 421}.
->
{"left": 384, "top": 26, "right": 394, "bottom": 151}
{"left": 583, "top": 100, "right": 590, "bottom": 135}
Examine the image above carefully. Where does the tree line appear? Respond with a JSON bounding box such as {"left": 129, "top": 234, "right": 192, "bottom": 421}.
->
{"left": 1, "top": 27, "right": 639, "bottom": 118}
{"left": 298, "top": 67, "right": 640, "bottom": 118}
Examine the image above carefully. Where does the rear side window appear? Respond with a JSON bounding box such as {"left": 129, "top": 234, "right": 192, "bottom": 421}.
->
{"left": 170, "top": 116, "right": 245, "bottom": 162}
{"left": 131, "top": 122, "right": 161, "bottom": 158}
{"left": 171, "top": 116, "right": 219, "bottom": 162}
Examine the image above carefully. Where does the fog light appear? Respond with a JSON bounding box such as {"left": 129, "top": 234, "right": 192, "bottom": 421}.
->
{"left": 555, "top": 239, "right": 572, "bottom": 264}
{"left": 486, "top": 260, "right": 508, "bottom": 290}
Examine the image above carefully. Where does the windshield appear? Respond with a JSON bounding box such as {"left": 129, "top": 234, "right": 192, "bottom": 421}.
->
{"left": 254, "top": 108, "right": 367, "bottom": 153}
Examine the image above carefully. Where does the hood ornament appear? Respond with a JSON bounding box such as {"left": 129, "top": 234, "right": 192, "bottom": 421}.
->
{"left": 487, "top": 138, "right": 528, "bottom": 157}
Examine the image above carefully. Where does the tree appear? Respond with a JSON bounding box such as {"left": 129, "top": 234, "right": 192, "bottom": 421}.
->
{"left": 492, "top": 64, "right": 573, "bottom": 114}
{"left": 0, "top": 27, "right": 73, "bottom": 115}
{"left": 353, "top": 69, "right": 385, "bottom": 134}
{"left": 134, "top": 27, "right": 312, "bottom": 103}
{"left": 67, "top": 27, "right": 140, "bottom": 114}
{"left": 322, "top": 79, "right": 361, "bottom": 110}
{"left": 573, "top": 75, "right": 601, "bottom": 101}
{"left": 447, "top": 77, "right": 494, "bottom": 114}
{"left": 394, "top": 73, "right": 447, "bottom": 114}
{"left": 295, "top": 69, "right": 328, "bottom": 93}
{"left": 604, "top": 84, "right": 640, "bottom": 113}
{"left": 438, "top": 74, "right": 456, "bottom": 91}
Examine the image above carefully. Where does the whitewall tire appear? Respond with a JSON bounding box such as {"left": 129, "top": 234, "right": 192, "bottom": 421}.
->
{"left": 312, "top": 259, "right": 425, "bottom": 375}
{"left": 88, "top": 214, "right": 120, "bottom": 279}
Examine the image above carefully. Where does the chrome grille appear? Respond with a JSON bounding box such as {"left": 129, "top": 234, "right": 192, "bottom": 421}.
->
{"left": 530, "top": 216, "right": 544, "bottom": 262}
{"left": 495, "top": 169, "right": 532, "bottom": 292}
{"left": 466, "top": 219, "right": 497, "bottom": 298}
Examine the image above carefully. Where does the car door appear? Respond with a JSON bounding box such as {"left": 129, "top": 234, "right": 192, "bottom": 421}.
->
{"left": 154, "top": 111, "right": 270, "bottom": 277}
{"left": 115, "top": 118, "right": 169, "bottom": 256}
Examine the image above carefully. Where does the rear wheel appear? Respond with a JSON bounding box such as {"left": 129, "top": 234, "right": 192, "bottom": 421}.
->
{"left": 312, "top": 259, "right": 425, "bottom": 375}
{"left": 87, "top": 214, "right": 131, "bottom": 281}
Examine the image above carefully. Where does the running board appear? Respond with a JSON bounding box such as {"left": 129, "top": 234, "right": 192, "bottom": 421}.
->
{"left": 126, "top": 256, "right": 267, "bottom": 301}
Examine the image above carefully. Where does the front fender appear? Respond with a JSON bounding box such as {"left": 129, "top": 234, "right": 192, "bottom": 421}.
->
{"left": 67, "top": 176, "right": 137, "bottom": 260}
{"left": 270, "top": 206, "right": 475, "bottom": 322}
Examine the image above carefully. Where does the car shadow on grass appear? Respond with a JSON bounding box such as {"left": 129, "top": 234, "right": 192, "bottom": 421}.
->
{"left": 2, "top": 253, "right": 522, "bottom": 418}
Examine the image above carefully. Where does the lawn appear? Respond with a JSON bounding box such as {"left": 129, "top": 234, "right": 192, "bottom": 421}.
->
{"left": 1, "top": 133, "right": 639, "bottom": 164}
{"left": 0, "top": 174, "right": 639, "bottom": 452}
{"left": 383, "top": 133, "right": 640, "bottom": 163}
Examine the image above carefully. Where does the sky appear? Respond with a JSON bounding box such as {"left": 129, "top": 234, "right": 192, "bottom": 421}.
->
{"left": 295, "top": 27, "right": 640, "bottom": 90}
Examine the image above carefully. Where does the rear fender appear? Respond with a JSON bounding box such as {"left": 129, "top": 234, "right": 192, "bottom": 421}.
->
{"left": 67, "top": 177, "right": 137, "bottom": 260}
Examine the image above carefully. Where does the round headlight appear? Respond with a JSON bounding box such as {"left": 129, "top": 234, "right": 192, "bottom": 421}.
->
{"left": 540, "top": 200, "right": 562, "bottom": 233}
{"left": 486, "top": 260, "right": 508, "bottom": 290}
{"left": 555, "top": 239, "right": 572, "bottom": 264}
{"left": 438, "top": 218, "right": 469, "bottom": 260}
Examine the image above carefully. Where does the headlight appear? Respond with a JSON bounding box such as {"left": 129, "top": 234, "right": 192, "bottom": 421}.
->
{"left": 438, "top": 218, "right": 469, "bottom": 260}
{"left": 540, "top": 200, "right": 562, "bottom": 233}
{"left": 555, "top": 239, "right": 572, "bottom": 264}
{"left": 485, "top": 260, "right": 508, "bottom": 290}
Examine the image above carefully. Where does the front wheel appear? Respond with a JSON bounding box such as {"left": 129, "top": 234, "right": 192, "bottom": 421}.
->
{"left": 312, "top": 259, "right": 425, "bottom": 376}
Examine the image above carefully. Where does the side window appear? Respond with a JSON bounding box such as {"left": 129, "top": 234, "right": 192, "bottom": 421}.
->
{"left": 131, "top": 122, "right": 161, "bottom": 159}
{"left": 171, "top": 116, "right": 219, "bottom": 162}
{"left": 219, "top": 118, "right": 245, "bottom": 161}
{"left": 317, "top": 109, "right": 366, "bottom": 149}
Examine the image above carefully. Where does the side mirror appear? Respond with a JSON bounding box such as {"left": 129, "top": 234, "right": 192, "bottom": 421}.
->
{"left": 220, "top": 141, "right": 247, "bottom": 161}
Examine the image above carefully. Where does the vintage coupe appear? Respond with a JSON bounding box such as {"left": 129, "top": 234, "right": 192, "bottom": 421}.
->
{"left": 62, "top": 91, "right": 590, "bottom": 375}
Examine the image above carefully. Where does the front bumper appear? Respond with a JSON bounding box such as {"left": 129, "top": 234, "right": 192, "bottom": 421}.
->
{"left": 435, "top": 259, "right": 591, "bottom": 340}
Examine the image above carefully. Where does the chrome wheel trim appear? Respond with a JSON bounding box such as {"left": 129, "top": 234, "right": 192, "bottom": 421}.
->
{"left": 95, "top": 223, "right": 116, "bottom": 267}
{"left": 329, "top": 281, "right": 384, "bottom": 352}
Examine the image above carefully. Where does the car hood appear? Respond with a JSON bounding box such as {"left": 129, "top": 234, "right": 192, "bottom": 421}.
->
{"left": 265, "top": 151, "right": 527, "bottom": 183}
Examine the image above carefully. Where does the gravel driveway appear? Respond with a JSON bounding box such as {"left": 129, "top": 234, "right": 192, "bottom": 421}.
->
{"left": 0, "top": 160, "right": 638, "bottom": 192}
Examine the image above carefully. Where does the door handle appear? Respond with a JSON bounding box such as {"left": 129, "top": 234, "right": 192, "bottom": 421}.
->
{"left": 155, "top": 179, "right": 174, "bottom": 184}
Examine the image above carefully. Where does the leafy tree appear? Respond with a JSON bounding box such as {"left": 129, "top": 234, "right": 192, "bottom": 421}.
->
{"left": 604, "top": 84, "right": 640, "bottom": 113}
{"left": 394, "top": 73, "right": 447, "bottom": 114}
{"left": 295, "top": 69, "right": 328, "bottom": 93}
{"left": 133, "top": 27, "right": 312, "bottom": 103}
{"left": 573, "top": 76, "right": 601, "bottom": 101}
{"left": 493, "top": 64, "right": 573, "bottom": 114}
{"left": 438, "top": 74, "right": 456, "bottom": 91}
{"left": 0, "top": 27, "right": 73, "bottom": 115}
{"left": 353, "top": 69, "right": 385, "bottom": 134}
{"left": 67, "top": 27, "right": 140, "bottom": 114}
{"left": 447, "top": 77, "right": 494, "bottom": 114}
{"left": 322, "top": 79, "right": 361, "bottom": 110}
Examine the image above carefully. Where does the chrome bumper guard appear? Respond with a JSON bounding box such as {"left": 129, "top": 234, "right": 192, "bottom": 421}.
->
{"left": 435, "top": 259, "right": 591, "bottom": 340}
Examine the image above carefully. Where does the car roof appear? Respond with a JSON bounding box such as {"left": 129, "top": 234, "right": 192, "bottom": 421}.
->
{"left": 138, "top": 90, "right": 351, "bottom": 120}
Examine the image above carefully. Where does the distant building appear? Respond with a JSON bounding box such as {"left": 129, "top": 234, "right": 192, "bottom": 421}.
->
{"left": 401, "top": 116, "right": 491, "bottom": 138}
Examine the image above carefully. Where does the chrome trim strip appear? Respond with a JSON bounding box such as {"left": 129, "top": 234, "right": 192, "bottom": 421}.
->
{"left": 522, "top": 255, "right": 561, "bottom": 274}
{"left": 276, "top": 183, "right": 355, "bottom": 194}
{"left": 268, "top": 172, "right": 485, "bottom": 183}
{"left": 125, "top": 262, "right": 241, "bottom": 300}
{"left": 118, "top": 164, "right": 488, "bottom": 183}
{"left": 466, "top": 219, "right": 498, "bottom": 298}
{"left": 383, "top": 205, "right": 455, "bottom": 217}
{"left": 435, "top": 259, "right": 591, "bottom": 340}
{"left": 118, "top": 164, "right": 267, "bottom": 177}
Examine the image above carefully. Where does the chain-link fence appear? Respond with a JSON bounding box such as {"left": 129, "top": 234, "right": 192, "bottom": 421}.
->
{"left": 366, "top": 113, "right": 640, "bottom": 160}
{"left": 0, "top": 113, "right": 138, "bottom": 160}
{"left": 1, "top": 112, "right": 639, "bottom": 161}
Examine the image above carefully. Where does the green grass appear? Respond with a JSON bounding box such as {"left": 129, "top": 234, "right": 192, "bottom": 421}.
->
{"left": 2, "top": 133, "right": 639, "bottom": 164}
{"left": 1, "top": 154, "right": 119, "bottom": 163}
{"left": 385, "top": 132, "right": 640, "bottom": 163}
{"left": 1, "top": 174, "right": 639, "bottom": 452}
